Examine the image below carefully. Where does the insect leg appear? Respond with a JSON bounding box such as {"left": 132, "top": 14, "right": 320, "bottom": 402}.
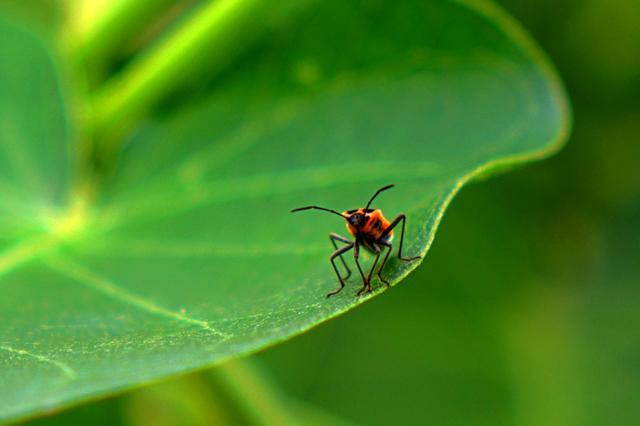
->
{"left": 380, "top": 214, "right": 421, "bottom": 261}
{"left": 328, "top": 243, "right": 354, "bottom": 298}
{"left": 329, "top": 233, "right": 352, "bottom": 280}
{"left": 353, "top": 241, "right": 370, "bottom": 296}
{"left": 362, "top": 243, "right": 382, "bottom": 294}
{"left": 376, "top": 240, "right": 393, "bottom": 287}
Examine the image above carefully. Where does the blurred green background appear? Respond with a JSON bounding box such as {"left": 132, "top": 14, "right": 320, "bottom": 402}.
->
{"left": 17, "top": 0, "right": 640, "bottom": 425}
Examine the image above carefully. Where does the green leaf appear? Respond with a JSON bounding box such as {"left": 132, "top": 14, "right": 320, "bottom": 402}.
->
{"left": 0, "top": 0, "right": 570, "bottom": 422}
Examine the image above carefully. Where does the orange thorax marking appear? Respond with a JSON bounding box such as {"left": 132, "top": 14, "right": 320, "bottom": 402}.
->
{"left": 345, "top": 209, "right": 393, "bottom": 240}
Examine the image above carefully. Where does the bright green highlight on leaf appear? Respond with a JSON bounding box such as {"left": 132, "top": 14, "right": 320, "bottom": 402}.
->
{"left": 0, "top": 0, "right": 569, "bottom": 423}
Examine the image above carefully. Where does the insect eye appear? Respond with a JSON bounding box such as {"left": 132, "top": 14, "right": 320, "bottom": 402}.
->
{"left": 348, "top": 214, "right": 361, "bottom": 225}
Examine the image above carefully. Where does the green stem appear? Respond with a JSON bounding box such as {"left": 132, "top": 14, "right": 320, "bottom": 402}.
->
{"left": 212, "top": 360, "right": 300, "bottom": 426}
{"left": 91, "top": 0, "right": 273, "bottom": 151}
{"left": 74, "top": 0, "right": 176, "bottom": 70}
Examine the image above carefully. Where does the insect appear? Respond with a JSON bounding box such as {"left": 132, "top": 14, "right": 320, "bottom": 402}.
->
{"left": 291, "top": 184, "right": 421, "bottom": 297}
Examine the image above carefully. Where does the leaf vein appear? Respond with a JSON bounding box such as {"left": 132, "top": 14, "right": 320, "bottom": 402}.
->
{"left": 45, "top": 256, "right": 230, "bottom": 339}
{"left": 0, "top": 344, "right": 77, "bottom": 380}
{"left": 100, "top": 161, "right": 441, "bottom": 230}
{"left": 82, "top": 238, "right": 328, "bottom": 258}
{"left": 0, "top": 235, "right": 56, "bottom": 280}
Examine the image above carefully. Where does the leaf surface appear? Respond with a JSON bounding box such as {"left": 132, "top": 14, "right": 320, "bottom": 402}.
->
{"left": 0, "top": 0, "right": 569, "bottom": 422}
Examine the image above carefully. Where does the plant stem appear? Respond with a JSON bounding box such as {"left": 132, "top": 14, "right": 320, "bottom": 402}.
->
{"left": 73, "top": 0, "right": 176, "bottom": 71}
{"left": 212, "top": 360, "right": 300, "bottom": 426}
{"left": 212, "top": 359, "right": 355, "bottom": 425}
{"left": 91, "top": 0, "right": 273, "bottom": 151}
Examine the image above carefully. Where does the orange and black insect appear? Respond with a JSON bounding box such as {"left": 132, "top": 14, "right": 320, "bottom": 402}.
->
{"left": 291, "top": 184, "right": 421, "bottom": 297}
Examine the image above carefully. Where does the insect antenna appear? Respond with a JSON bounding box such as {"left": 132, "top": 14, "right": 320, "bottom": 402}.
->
{"left": 364, "top": 184, "right": 395, "bottom": 210}
{"left": 290, "top": 205, "right": 346, "bottom": 219}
